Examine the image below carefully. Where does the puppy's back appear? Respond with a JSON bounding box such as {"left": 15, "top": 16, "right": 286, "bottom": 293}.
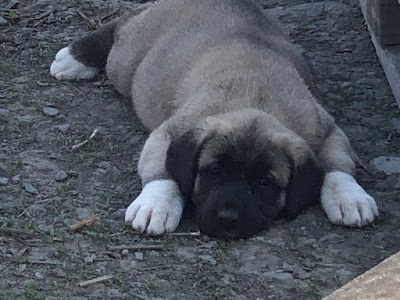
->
{"left": 107, "top": 0, "right": 309, "bottom": 130}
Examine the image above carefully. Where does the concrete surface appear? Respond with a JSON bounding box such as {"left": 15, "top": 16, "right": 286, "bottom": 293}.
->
{"left": 323, "top": 251, "right": 400, "bottom": 300}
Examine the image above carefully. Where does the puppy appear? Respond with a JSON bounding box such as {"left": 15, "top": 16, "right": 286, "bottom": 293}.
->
{"left": 50, "top": 0, "right": 378, "bottom": 239}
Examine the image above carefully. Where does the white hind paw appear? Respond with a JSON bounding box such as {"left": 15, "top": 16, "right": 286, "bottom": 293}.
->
{"left": 50, "top": 46, "right": 98, "bottom": 80}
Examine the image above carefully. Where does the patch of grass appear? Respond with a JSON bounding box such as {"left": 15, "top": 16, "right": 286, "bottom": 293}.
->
{"left": 6, "top": 158, "right": 23, "bottom": 177}
{"left": 0, "top": 63, "right": 16, "bottom": 77}
{"left": 23, "top": 283, "right": 41, "bottom": 299}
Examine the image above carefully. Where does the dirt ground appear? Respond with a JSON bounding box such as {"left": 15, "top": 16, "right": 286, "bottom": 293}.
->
{"left": 1, "top": 0, "right": 400, "bottom": 299}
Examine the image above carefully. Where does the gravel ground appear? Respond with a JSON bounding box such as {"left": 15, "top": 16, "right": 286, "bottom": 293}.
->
{"left": 1, "top": 0, "right": 400, "bottom": 299}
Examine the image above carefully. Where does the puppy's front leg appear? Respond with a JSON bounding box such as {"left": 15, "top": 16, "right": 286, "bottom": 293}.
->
{"left": 318, "top": 126, "right": 379, "bottom": 227}
{"left": 125, "top": 127, "right": 184, "bottom": 235}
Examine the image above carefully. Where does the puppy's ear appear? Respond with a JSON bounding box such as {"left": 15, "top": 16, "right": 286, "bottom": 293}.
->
{"left": 166, "top": 129, "right": 207, "bottom": 201}
{"left": 272, "top": 132, "right": 324, "bottom": 219}
{"left": 284, "top": 156, "right": 324, "bottom": 219}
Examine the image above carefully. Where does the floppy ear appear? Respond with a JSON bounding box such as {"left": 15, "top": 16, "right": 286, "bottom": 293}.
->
{"left": 284, "top": 156, "right": 324, "bottom": 219}
{"left": 272, "top": 132, "right": 324, "bottom": 219}
{"left": 166, "top": 129, "right": 207, "bottom": 201}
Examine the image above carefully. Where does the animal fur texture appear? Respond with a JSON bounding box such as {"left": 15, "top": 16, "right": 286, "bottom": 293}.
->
{"left": 50, "top": 0, "right": 378, "bottom": 238}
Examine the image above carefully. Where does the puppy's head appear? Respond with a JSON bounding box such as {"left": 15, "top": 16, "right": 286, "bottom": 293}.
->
{"left": 166, "top": 110, "right": 323, "bottom": 239}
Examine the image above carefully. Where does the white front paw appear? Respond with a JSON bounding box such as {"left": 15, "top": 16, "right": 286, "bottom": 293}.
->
{"left": 125, "top": 180, "right": 184, "bottom": 235}
{"left": 321, "top": 171, "right": 379, "bottom": 227}
{"left": 50, "top": 46, "right": 98, "bottom": 80}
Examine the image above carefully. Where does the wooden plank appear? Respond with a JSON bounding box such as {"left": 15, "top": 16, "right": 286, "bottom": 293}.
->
{"left": 360, "top": 0, "right": 400, "bottom": 108}
{"left": 323, "top": 251, "right": 400, "bottom": 300}
{"left": 363, "top": 0, "right": 400, "bottom": 46}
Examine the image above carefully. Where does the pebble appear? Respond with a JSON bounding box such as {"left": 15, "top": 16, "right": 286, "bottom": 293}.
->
{"left": 107, "top": 288, "right": 121, "bottom": 298}
{"left": 263, "top": 271, "right": 294, "bottom": 280}
{"left": 0, "top": 178, "right": 8, "bottom": 186}
{"left": 55, "top": 170, "right": 68, "bottom": 182}
{"left": 23, "top": 182, "right": 39, "bottom": 195}
{"left": 0, "top": 16, "right": 7, "bottom": 26}
{"left": 134, "top": 252, "right": 144, "bottom": 261}
{"left": 0, "top": 108, "right": 10, "bottom": 119}
{"left": 199, "top": 254, "right": 217, "bottom": 266}
{"left": 370, "top": 156, "right": 400, "bottom": 175}
{"left": 11, "top": 174, "right": 21, "bottom": 184}
{"left": 84, "top": 256, "right": 94, "bottom": 264}
{"left": 34, "top": 272, "right": 44, "bottom": 280}
{"left": 149, "top": 250, "right": 160, "bottom": 257}
{"left": 43, "top": 107, "right": 59, "bottom": 117}
{"left": 121, "top": 249, "right": 129, "bottom": 256}
{"left": 55, "top": 269, "right": 67, "bottom": 278}
{"left": 56, "top": 123, "right": 70, "bottom": 133}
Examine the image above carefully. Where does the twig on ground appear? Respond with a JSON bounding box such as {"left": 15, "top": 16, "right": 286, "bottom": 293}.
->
{"left": 31, "top": 8, "right": 54, "bottom": 20}
{"left": 108, "top": 244, "right": 164, "bottom": 251}
{"left": 99, "top": 7, "right": 120, "bottom": 23}
{"left": 0, "top": 227, "right": 37, "bottom": 236}
{"left": 5, "top": 0, "right": 19, "bottom": 10}
{"left": 69, "top": 214, "right": 100, "bottom": 231}
{"left": 165, "top": 231, "right": 201, "bottom": 237}
{"left": 71, "top": 128, "right": 99, "bottom": 151}
{"left": 78, "top": 274, "right": 114, "bottom": 287}
{"left": 76, "top": 8, "right": 97, "bottom": 28}
{"left": 28, "top": 260, "right": 61, "bottom": 265}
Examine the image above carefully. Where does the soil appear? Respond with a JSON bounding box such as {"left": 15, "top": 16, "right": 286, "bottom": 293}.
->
{"left": 1, "top": 0, "right": 400, "bottom": 299}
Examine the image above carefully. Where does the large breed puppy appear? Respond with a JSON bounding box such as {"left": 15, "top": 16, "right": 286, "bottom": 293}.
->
{"left": 50, "top": 0, "right": 378, "bottom": 239}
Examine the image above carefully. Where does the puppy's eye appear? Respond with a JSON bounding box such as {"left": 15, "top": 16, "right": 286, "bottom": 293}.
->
{"left": 259, "top": 177, "right": 274, "bottom": 186}
{"left": 207, "top": 164, "right": 221, "bottom": 176}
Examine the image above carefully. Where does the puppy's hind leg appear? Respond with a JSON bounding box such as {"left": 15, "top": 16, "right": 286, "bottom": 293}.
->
{"left": 317, "top": 126, "right": 379, "bottom": 227}
{"left": 50, "top": 19, "right": 118, "bottom": 80}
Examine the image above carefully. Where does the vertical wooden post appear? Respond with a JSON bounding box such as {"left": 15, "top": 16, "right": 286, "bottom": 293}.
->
{"left": 364, "top": 0, "right": 400, "bottom": 46}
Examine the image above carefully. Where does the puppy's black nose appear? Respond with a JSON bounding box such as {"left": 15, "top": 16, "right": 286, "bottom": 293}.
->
{"left": 218, "top": 209, "right": 239, "bottom": 225}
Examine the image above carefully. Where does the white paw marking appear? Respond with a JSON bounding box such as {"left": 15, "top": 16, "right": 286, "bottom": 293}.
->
{"left": 50, "top": 46, "right": 98, "bottom": 80}
{"left": 321, "top": 171, "right": 379, "bottom": 227}
{"left": 125, "top": 180, "right": 184, "bottom": 235}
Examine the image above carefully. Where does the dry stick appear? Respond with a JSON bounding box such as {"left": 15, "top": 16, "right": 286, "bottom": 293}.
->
{"left": 0, "top": 227, "right": 37, "bottom": 236}
{"left": 76, "top": 8, "right": 97, "bottom": 28}
{"left": 165, "top": 231, "right": 201, "bottom": 237}
{"left": 108, "top": 244, "right": 164, "bottom": 251}
{"left": 5, "top": 0, "right": 19, "bottom": 10}
{"left": 69, "top": 214, "right": 100, "bottom": 231}
{"left": 28, "top": 260, "right": 61, "bottom": 265}
{"left": 71, "top": 128, "right": 99, "bottom": 151}
{"left": 99, "top": 7, "right": 120, "bottom": 23}
{"left": 78, "top": 274, "right": 114, "bottom": 287}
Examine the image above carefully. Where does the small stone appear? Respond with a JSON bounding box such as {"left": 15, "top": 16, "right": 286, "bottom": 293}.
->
{"left": 43, "top": 107, "right": 59, "bottom": 117}
{"left": 84, "top": 256, "right": 94, "bottom": 264}
{"left": 0, "top": 108, "right": 10, "bottom": 119}
{"left": 149, "top": 250, "right": 160, "bottom": 257}
{"left": 35, "top": 272, "right": 44, "bottom": 280}
{"left": 18, "top": 264, "right": 27, "bottom": 273}
{"left": 54, "top": 170, "right": 68, "bottom": 182}
{"left": 199, "top": 255, "right": 216, "bottom": 266}
{"left": 11, "top": 174, "right": 21, "bottom": 184}
{"left": 107, "top": 288, "right": 121, "bottom": 298}
{"left": 121, "top": 249, "right": 129, "bottom": 256}
{"left": 14, "top": 76, "right": 29, "bottom": 83}
{"left": 55, "top": 268, "right": 67, "bottom": 278}
{"left": 56, "top": 123, "right": 70, "bottom": 133}
{"left": 23, "top": 182, "right": 39, "bottom": 195}
{"left": 134, "top": 252, "right": 144, "bottom": 261}
{"left": 0, "top": 177, "right": 8, "bottom": 186}
{"left": 336, "top": 269, "right": 353, "bottom": 284}
{"left": 0, "top": 16, "right": 8, "bottom": 26}
{"left": 263, "top": 271, "right": 294, "bottom": 280}
{"left": 370, "top": 156, "right": 400, "bottom": 175}
{"left": 391, "top": 118, "right": 400, "bottom": 133}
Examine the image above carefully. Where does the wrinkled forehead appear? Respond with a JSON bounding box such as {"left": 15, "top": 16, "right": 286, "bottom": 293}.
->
{"left": 198, "top": 131, "right": 292, "bottom": 187}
